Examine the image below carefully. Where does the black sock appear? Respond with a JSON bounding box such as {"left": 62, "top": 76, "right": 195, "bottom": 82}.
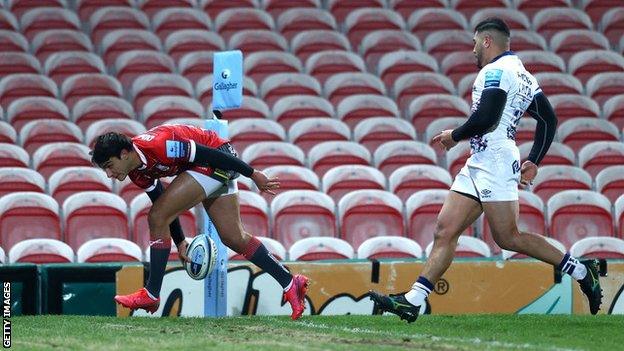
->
{"left": 145, "top": 237, "right": 171, "bottom": 298}
{"left": 242, "top": 237, "right": 292, "bottom": 289}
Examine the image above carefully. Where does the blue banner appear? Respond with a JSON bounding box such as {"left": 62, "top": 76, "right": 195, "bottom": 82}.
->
{"left": 212, "top": 50, "right": 243, "bottom": 111}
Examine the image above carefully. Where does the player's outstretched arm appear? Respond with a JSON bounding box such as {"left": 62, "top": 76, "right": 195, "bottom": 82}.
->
{"left": 146, "top": 180, "right": 189, "bottom": 262}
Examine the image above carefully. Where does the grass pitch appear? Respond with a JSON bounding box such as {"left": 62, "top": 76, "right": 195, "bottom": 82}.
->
{"left": 12, "top": 314, "right": 623, "bottom": 351}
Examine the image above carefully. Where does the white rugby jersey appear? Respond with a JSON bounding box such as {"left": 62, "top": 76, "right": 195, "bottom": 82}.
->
{"left": 469, "top": 51, "right": 541, "bottom": 153}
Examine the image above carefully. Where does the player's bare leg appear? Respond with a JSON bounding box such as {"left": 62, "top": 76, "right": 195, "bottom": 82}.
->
{"left": 204, "top": 193, "right": 309, "bottom": 320}
{"left": 483, "top": 200, "right": 603, "bottom": 314}
{"left": 370, "top": 191, "right": 482, "bottom": 322}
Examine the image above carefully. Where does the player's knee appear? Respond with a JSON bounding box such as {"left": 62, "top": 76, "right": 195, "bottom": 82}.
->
{"left": 493, "top": 229, "right": 522, "bottom": 251}
{"left": 432, "top": 220, "right": 456, "bottom": 244}
{"left": 147, "top": 207, "right": 170, "bottom": 230}
{"left": 221, "top": 229, "right": 249, "bottom": 253}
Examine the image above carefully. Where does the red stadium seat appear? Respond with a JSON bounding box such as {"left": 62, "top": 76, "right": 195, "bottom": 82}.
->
{"left": 580, "top": 0, "right": 621, "bottom": 23}
{"left": 218, "top": 95, "right": 270, "bottom": 122}
{"left": 200, "top": 0, "right": 259, "bottom": 19}
{"left": 373, "top": 140, "right": 437, "bottom": 177}
{"left": 288, "top": 118, "right": 350, "bottom": 153}
{"left": 262, "top": 0, "right": 320, "bottom": 18}
{"left": 327, "top": 0, "right": 383, "bottom": 22}
{"left": 272, "top": 95, "right": 334, "bottom": 129}
{"left": 44, "top": 52, "right": 104, "bottom": 85}
{"left": 197, "top": 74, "right": 258, "bottom": 107}
{"left": 533, "top": 8, "right": 592, "bottom": 41}
{"left": 63, "top": 191, "right": 129, "bottom": 249}
{"left": 84, "top": 119, "right": 145, "bottom": 147}
{"left": 229, "top": 118, "right": 286, "bottom": 154}
{"left": 336, "top": 94, "right": 399, "bottom": 128}
{"left": 324, "top": 72, "right": 385, "bottom": 107}
{"left": 470, "top": 8, "right": 531, "bottom": 31}
{"left": 389, "top": 165, "right": 452, "bottom": 202}
{"left": 244, "top": 51, "right": 302, "bottom": 85}
{"left": 457, "top": 72, "right": 477, "bottom": 105}
{"left": 20, "top": 8, "right": 80, "bottom": 41}
{"left": 440, "top": 51, "right": 479, "bottom": 85}
{"left": 6, "top": 96, "right": 68, "bottom": 132}
{"left": 32, "top": 142, "right": 91, "bottom": 179}
{"left": 89, "top": 7, "right": 149, "bottom": 45}
{"left": 570, "top": 236, "right": 624, "bottom": 259}
{"left": 308, "top": 141, "right": 371, "bottom": 177}
{"left": 114, "top": 177, "right": 144, "bottom": 204}
{"left": 510, "top": 30, "right": 548, "bottom": 51}
{"left": 395, "top": 72, "right": 454, "bottom": 111}
{"left": 271, "top": 190, "right": 335, "bottom": 248}
{"left": 388, "top": 0, "right": 447, "bottom": 20}
{"left": 424, "top": 30, "right": 473, "bottom": 62}
{"left": 0, "top": 192, "right": 61, "bottom": 250}
{"left": 141, "top": 95, "right": 204, "bottom": 129}
{"left": 0, "top": 30, "right": 28, "bottom": 53}
{"left": 305, "top": 51, "right": 365, "bottom": 84}
{"left": 516, "top": 51, "right": 565, "bottom": 74}
{"left": 596, "top": 166, "right": 624, "bottom": 203}
{"left": 344, "top": 8, "right": 404, "bottom": 49}
{"left": 19, "top": 119, "right": 82, "bottom": 154}
{"left": 338, "top": 189, "right": 404, "bottom": 248}
{"left": 548, "top": 95, "right": 600, "bottom": 123}
{"left": 322, "top": 164, "right": 386, "bottom": 202}
{"left": 164, "top": 30, "right": 224, "bottom": 63}
{"left": 290, "top": 30, "right": 350, "bottom": 63}
{"left": 77, "top": 238, "right": 142, "bottom": 263}
{"left": 519, "top": 141, "right": 575, "bottom": 166}
{"left": 0, "top": 167, "right": 45, "bottom": 197}
{"left": 178, "top": 51, "right": 214, "bottom": 84}
{"left": 603, "top": 95, "right": 624, "bottom": 130}
{"left": 425, "top": 235, "right": 492, "bottom": 258}
{"left": 48, "top": 166, "right": 112, "bottom": 204}
{"left": 532, "top": 165, "right": 592, "bottom": 202}
{"left": 550, "top": 30, "right": 610, "bottom": 62}
{"left": 557, "top": 118, "right": 619, "bottom": 152}
{"left": 616, "top": 194, "right": 624, "bottom": 236}
{"left": 263, "top": 165, "right": 319, "bottom": 199}
{"left": 215, "top": 8, "right": 274, "bottom": 41}
{"left": 238, "top": 190, "right": 270, "bottom": 237}
{"left": 600, "top": 7, "right": 624, "bottom": 44}
{"left": 407, "top": 94, "right": 470, "bottom": 133}
{"left": 408, "top": 8, "right": 467, "bottom": 42}
{"left": 0, "top": 121, "right": 16, "bottom": 144}
{"left": 102, "top": 29, "right": 162, "bottom": 66}
{"left": 360, "top": 30, "right": 421, "bottom": 69}
{"left": 76, "top": 0, "right": 133, "bottom": 22}
{"left": 136, "top": 0, "right": 194, "bottom": 17}
{"left": 130, "top": 73, "right": 193, "bottom": 111}
{"left": 0, "top": 144, "right": 29, "bottom": 168}
{"left": 357, "top": 236, "right": 423, "bottom": 259}
{"left": 548, "top": 190, "right": 613, "bottom": 248}
{"left": 276, "top": 8, "right": 336, "bottom": 41}
{"left": 289, "top": 237, "right": 354, "bottom": 261}
{"left": 241, "top": 141, "right": 305, "bottom": 170}
{"left": 450, "top": 0, "right": 511, "bottom": 18}
{"left": 586, "top": 73, "right": 624, "bottom": 106}
{"left": 445, "top": 140, "right": 470, "bottom": 176}
{"left": 32, "top": 30, "right": 93, "bottom": 64}
{"left": 0, "top": 53, "right": 40, "bottom": 78}
{"left": 260, "top": 73, "right": 322, "bottom": 108}
{"left": 579, "top": 141, "right": 624, "bottom": 177}
{"left": 424, "top": 116, "right": 469, "bottom": 146}
{"left": 228, "top": 236, "right": 286, "bottom": 261}
{"left": 534, "top": 72, "right": 583, "bottom": 97}
{"left": 377, "top": 51, "right": 438, "bottom": 87}
{"left": 114, "top": 51, "right": 175, "bottom": 88}
{"left": 0, "top": 74, "right": 57, "bottom": 110}
{"left": 152, "top": 8, "right": 211, "bottom": 41}
{"left": 61, "top": 74, "right": 122, "bottom": 110}
{"left": 569, "top": 50, "right": 624, "bottom": 84}
{"left": 72, "top": 97, "right": 134, "bottom": 132}
{"left": 229, "top": 30, "right": 287, "bottom": 55}
{"left": 8, "top": 0, "right": 67, "bottom": 18}
{"left": 515, "top": 0, "right": 572, "bottom": 19}
{"left": 0, "top": 9, "right": 18, "bottom": 31}
{"left": 353, "top": 117, "right": 416, "bottom": 153}
{"left": 8, "top": 238, "right": 73, "bottom": 263}
{"left": 514, "top": 118, "right": 537, "bottom": 145}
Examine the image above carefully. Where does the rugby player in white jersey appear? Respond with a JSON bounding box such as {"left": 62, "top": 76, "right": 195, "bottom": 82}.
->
{"left": 370, "top": 18, "right": 602, "bottom": 322}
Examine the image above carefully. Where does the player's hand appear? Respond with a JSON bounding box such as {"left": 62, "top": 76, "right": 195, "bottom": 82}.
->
{"left": 432, "top": 129, "right": 458, "bottom": 151}
{"left": 520, "top": 160, "right": 538, "bottom": 188}
{"left": 251, "top": 170, "right": 280, "bottom": 195}
{"left": 177, "top": 240, "right": 189, "bottom": 264}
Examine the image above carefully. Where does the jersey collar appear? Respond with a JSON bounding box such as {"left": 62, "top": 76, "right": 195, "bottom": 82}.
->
{"left": 489, "top": 50, "right": 515, "bottom": 64}
{"left": 132, "top": 143, "right": 147, "bottom": 170}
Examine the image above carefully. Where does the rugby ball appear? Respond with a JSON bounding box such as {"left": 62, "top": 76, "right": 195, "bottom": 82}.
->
{"left": 184, "top": 235, "right": 217, "bottom": 280}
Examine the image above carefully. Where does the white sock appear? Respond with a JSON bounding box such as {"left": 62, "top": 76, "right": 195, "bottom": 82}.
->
{"left": 559, "top": 253, "right": 587, "bottom": 280}
{"left": 404, "top": 282, "right": 431, "bottom": 307}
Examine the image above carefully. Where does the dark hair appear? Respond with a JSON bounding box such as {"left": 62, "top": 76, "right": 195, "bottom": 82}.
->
{"left": 474, "top": 17, "right": 510, "bottom": 37}
{"left": 90, "top": 132, "right": 133, "bottom": 167}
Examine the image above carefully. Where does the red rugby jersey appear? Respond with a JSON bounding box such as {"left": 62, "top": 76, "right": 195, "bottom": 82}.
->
{"left": 129, "top": 124, "right": 228, "bottom": 190}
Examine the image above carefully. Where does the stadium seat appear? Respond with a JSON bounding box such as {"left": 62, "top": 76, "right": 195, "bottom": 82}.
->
{"left": 32, "top": 30, "right": 93, "bottom": 64}
{"left": 394, "top": 72, "right": 455, "bottom": 110}
{"left": 307, "top": 141, "right": 371, "bottom": 177}
{"left": 548, "top": 190, "right": 613, "bottom": 248}
{"left": 600, "top": 7, "right": 624, "bottom": 44}
{"left": 596, "top": 166, "right": 624, "bottom": 203}
{"left": 271, "top": 95, "right": 334, "bottom": 129}
{"left": 72, "top": 97, "right": 134, "bottom": 132}
{"left": 0, "top": 246, "right": 4, "bottom": 263}
{"left": 228, "top": 236, "right": 286, "bottom": 261}
{"left": 102, "top": 28, "right": 162, "bottom": 65}
{"left": 178, "top": 51, "right": 214, "bottom": 84}
{"left": 0, "top": 144, "right": 29, "bottom": 168}
{"left": 324, "top": 72, "right": 385, "bottom": 107}
{"left": 357, "top": 236, "right": 422, "bottom": 259}
{"left": 76, "top": 0, "right": 133, "bottom": 22}
{"left": 63, "top": 191, "right": 129, "bottom": 249}
{"left": 445, "top": 140, "right": 471, "bottom": 176}
{"left": 533, "top": 8, "right": 592, "bottom": 40}
{"left": 114, "top": 50, "right": 175, "bottom": 88}
{"left": 9, "top": 0, "right": 67, "bottom": 19}
{"left": 89, "top": 7, "right": 150, "bottom": 45}
{"left": 8, "top": 238, "right": 73, "bottom": 263}
{"left": 603, "top": 95, "right": 624, "bottom": 130}
{"left": 338, "top": 189, "right": 404, "bottom": 248}
{"left": 130, "top": 73, "right": 193, "bottom": 111}
{"left": 407, "top": 8, "right": 467, "bottom": 42}
{"left": 550, "top": 30, "right": 610, "bottom": 62}
{"left": 322, "top": 165, "right": 386, "bottom": 202}
{"left": 200, "top": 0, "right": 259, "bottom": 19}
{"left": 389, "top": 0, "right": 447, "bottom": 20}
{"left": 327, "top": 0, "right": 383, "bottom": 22}
{"left": 389, "top": 165, "right": 452, "bottom": 202}
{"left": 515, "top": 0, "right": 572, "bottom": 19}
{"left": 531, "top": 165, "right": 592, "bottom": 202}
{"left": 84, "top": 119, "right": 146, "bottom": 147}
{"left": 262, "top": 0, "right": 320, "bottom": 18}
{"left": 425, "top": 235, "right": 492, "bottom": 258}
{"left": 61, "top": 74, "right": 122, "bottom": 110}
{"left": 288, "top": 118, "right": 350, "bottom": 153}
{"left": 0, "top": 121, "right": 16, "bottom": 144}
{"left": 215, "top": 8, "right": 274, "bottom": 41}
{"left": 276, "top": 8, "right": 337, "bottom": 41}
{"left": 0, "top": 192, "right": 61, "bottom": 250}
{"left": 373, "top": 140, "right": 437, "bottom": 177}
{"left": 290, "top": 30, "right": 350, "bottom": 64}
{"left": 549, "top": 95, "right": 600, "bottom": 123}
{"left": 130, "top": 193, "right": 196, "bottom": 249}
{"left": 451, "top": 0, "right": 511, "bottom": 18}
{"left": 263, "top": 165, "right": 319, "bottom": 196}
{"left": 615, "top": 194, "right": 624, "bottom": 236}
{"left": 424, "top": 30, "right": 473, "bottom": 62}
{"left": 519, "top": 141, "right": 575, "bottom": 166}
{"left": 152, "top": 8, "right": 211, "bottom": 41}
{"left": 48, "top": 166, "right": 112, "bottom": 204}
{"left": 20, "top": 8, "right": 80, "bottom": 41}
{"left": 470, "top": 8, "right": 531, "bottom": 31}
{"left": 568, "top": 50, "right": 624, "bottom": 84}
{"left": 407, "top": 189, "right": 467, "bottom": 247}
{"left": 0, "top": 30, "right": 28, "bottom": 53}
{"left": 260, "top": 73, "right": 321, "bottom": 108}
{"left": 360, "top": 30, "right": 421, "bottom": 69}
{"left": 305, "top": 51, "right": 365, "bottom": 85}
{"left": 514, "top": 118, "right": 537, "bottom": 145}
{"left": 510, "top": 30, "right": 548, "bottom": 51}
{"left": 6, "top": 96, "right": 69, "bottom": 132}
{"left": 0, "top": 9, "right": 18, "bottom": 31}
{"left": 0, "top": 167, "right": 45, "bottom": 197}
{"left": 570, "top": 236, "right": 624, "bottom": 259}
{"left": 457, "top": 72, "right": 478, "bottom": 104}
{"left": 0, "top": 74, "right": 57, "bottom": 110}
{"left": 77, "top": 238, "right": 142, "bottom": 263}
{"left": 377, "top": 51, "right": 438, "bottom": 87}
{"left": 229, "top": 30, "right": 287, "bottom": 55}
{"left": 557, "top": 118, "right": 619, "bottom": 152}
{"left": 502, "top": 236, "right": 565, "bottom": 260}
{"left": 32, "top": 142, "right": 90, "bottom": 180}
{"left": 516, "top": 51, "right": 566, "bottom": 75}
{"left": 229, "top": 118, "right": 285, "bottom": 154}
{"left": 216, "top": 95, "right": 270, "bottom": 123}
{"left": 344, "top": 8, "right": 404, "bottom": 49}
{"left": 0, "top": 53, "right": 40, "bottom": 78}
{"left": 288, "top": 237, "right": 354, "bottom": 261}
{"left": 586, "top": 73, "right": 624, "bottom": 106}
{"left": 534, "top": 72, "right": 583, "bottom": 97}
{"left": 19, "top": 119, "right": 83, "bottom": 154}
{"left": 241, "top": 141, "right": 305, "bottom": 170}
{"left": 164, "top": 30, "right": 225, "bottom": 63}
{"left": 336, "top": 95, "right": 399, "bottom": 129}
{"left": 136, "top": 0, "right": 195, "bottom": 18}
{"left": 244, "top": 51, "right": 302, "bottom": 85}
{"left": 238, "top": 190, "right": 270, "bottom": 237}
{"left": 197, "top": 75, "right": 259, "bottom": 107}
{"left": 407, "top": 95, "right": 470, "bottom": 133}
{"left": 271, "top": 190, "right": 335, "bottom": 248}
{"left": 353, "top": 117, "right": 416, "bottom": 152}
{"left": 114, "top": 177, "right": 145, "bottom": 204}
{"left": 579, "top": 141, "right": 624, "bottom": 177}
{"left": 440, "top": 51, "right": 479, "bottom": 85}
